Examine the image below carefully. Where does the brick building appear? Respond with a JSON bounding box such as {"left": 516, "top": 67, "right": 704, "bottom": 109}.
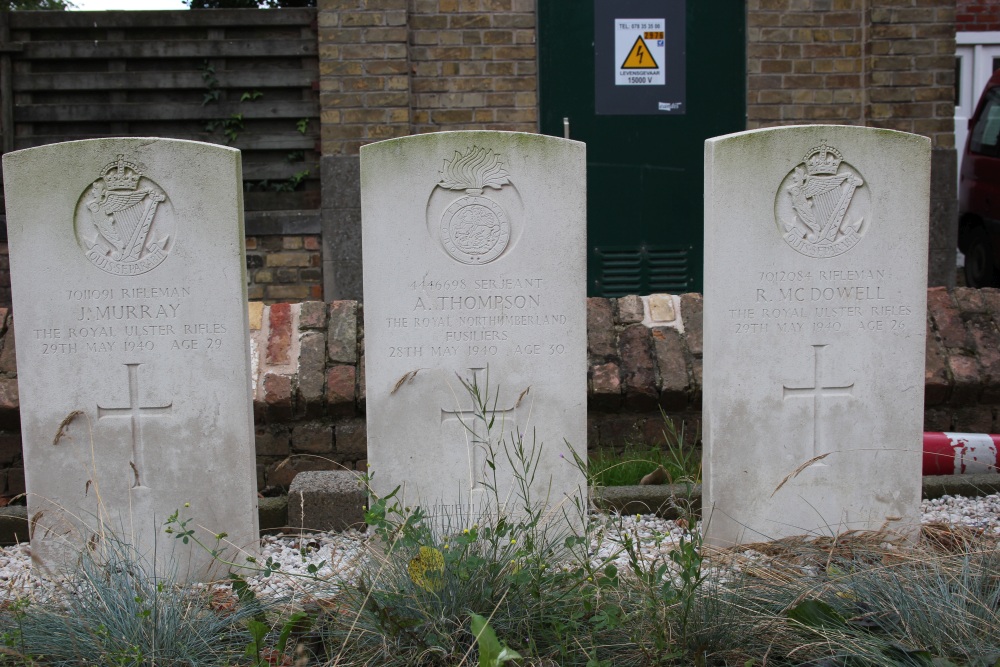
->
{"left": 0, "top": 1, "right": 969, "bottom": 302}
{"left": 316, "top": 0, "right": 960, "bottom": 300}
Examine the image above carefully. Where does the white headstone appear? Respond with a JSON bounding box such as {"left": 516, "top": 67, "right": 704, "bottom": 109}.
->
{"left": 3, "top": 138, "right": 258, "bottom": 579}
{"left": 361, "top": 131, "right": 586, "bottom": 526}
{"left": 703, "top": 125, "right": 930, "bottom": 547}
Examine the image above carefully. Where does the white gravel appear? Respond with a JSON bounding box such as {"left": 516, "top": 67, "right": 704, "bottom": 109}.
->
{"left": 0, "top": 492, "right": 997, "bottom": 604}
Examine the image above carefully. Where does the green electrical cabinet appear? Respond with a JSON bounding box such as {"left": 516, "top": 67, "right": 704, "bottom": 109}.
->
{"left": 538, "top": 1, "right": 746, "bottom": 297}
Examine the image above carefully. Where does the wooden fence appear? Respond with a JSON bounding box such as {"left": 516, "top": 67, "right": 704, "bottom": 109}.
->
{"left": 0, "top": 8, "right": 321, "bottom": 219}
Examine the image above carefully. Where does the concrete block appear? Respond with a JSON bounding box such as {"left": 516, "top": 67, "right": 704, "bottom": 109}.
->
{"left": 288, "top": 470, "right": 366, "bottom": 532}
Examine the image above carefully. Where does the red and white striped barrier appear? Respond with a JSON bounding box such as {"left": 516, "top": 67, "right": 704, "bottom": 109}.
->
{"left": 923, "top": 432, "right": 1000, "bottom": 476}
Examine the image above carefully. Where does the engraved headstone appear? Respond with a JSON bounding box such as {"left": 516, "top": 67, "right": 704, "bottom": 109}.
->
{"left": 361, "top": 131, "right": 586, "bottom": 526}
{"left": 3, "top": 139, "right": 258, "bottom": 579}
{"left": 703, "top": 126, "right": 930, "bottom": 547}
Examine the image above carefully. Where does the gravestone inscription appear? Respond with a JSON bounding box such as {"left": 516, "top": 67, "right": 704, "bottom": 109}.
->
{"left": 361, "top": 131, "right": 587, "bottom": 525}
{"left": 3, "top": 138, "right": 258, "bottom": 580}
{"left": 703, "top": 125, "right": 930, "bottom": 547}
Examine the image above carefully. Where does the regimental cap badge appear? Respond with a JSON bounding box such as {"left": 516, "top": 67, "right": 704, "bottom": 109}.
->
{"left": 435, "top": 146, "right": 512, "bottom": 265}
{"left": 803, "top": 144, "right": 843, "bottom": 176}
{"left": 74, "top": 153, "right": 175, "bottom": 276}
{"left": 773, "top": 141, "right": 871, "bottom": 259}
{"left": 101, "top": 155, "right": 144, "bottom": 191}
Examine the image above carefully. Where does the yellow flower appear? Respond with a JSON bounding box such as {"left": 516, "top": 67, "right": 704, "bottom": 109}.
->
{"left": 408, "top": 546, "right": 445, "bottom": 592}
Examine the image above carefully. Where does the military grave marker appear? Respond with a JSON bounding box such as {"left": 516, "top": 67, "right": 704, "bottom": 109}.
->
{"left": 703, "top": 125, "right": 930, "bottom": 546}
{"left": 361, "top": 131, "right": 587, "bottom": 526}
{"left": 3, "top": 138, "right": 258, "bottom": 580}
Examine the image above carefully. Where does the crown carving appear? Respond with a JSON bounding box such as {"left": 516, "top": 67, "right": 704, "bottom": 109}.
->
{"left": 803, "top": 143, "right": 843, "bottom": 176}
{"left": 101, "top": 154, "right": 144, "bottom": 191}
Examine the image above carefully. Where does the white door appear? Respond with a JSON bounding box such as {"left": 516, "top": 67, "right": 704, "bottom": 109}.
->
{"left": 956, "top": 33, "right": 1000, "bottom": 160}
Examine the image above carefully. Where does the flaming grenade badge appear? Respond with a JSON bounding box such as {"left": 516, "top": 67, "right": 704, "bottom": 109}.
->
{"left": 436, "top": 146, "right": 512, "bottom": 265}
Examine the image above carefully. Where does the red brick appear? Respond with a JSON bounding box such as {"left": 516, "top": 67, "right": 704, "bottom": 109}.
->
{"left": 589, "top": 362, "right": 622, "bottom": 411}
{"left": 0, "top": 433, "right": 20, "bottom": 465}
{"left": 255, "top": 427, "right": 290, "bottom": 457}
{"left": 263, "top": 373, "right": 293, "bottom": 411}
{"left": 292, "top": 423, "right": 334, "bottom": 454}
{"left": 618, "top": 324, "right": 658, "bottom": 410}
{"left": 927, "top": 287, "right": 972, "bottom": 351}
{"left": 328, "top": 301, "right": 359, "bottom": 364}
{"left": 966, "top": 314, "right": 1000, "bottom": 402}
{"left": 924, "top": 321, "right": 951, "bottom": 405}
{"left": 6, "top": 467, "right": 24, "bottom": 497}
{"left": 680, "top": 293, "right": 704, "bottom": 357}
{"left": 299, "top": 301, "right": 328, "bottom": 330}
{"left": 335, "top": 418, "right": 368, "bottom": 455}
{"left": 947, "top": 354, "right": 981, "bottom": 405}
{"left": 327, "top": 365, "right": 357, "bottom": 415}
{"left": 265, "top": 457, "right": 339, "bottom": 490}
{"left": 587, "top": 297, "right": 616, "bottom": 359}
{"left": 652, "top": 327, "right": 690, "bottom": 410}
{"left": 0, "top": 325, "right": 15, "bottom": 376}
{"left": 952, "top": 406, "right": 995, "bottom": 435}
{"left": 0, "top": 378, "right": 19, "bottom": 416}
{"left": 266, "top": 303, "right": 293, "bottom": 365}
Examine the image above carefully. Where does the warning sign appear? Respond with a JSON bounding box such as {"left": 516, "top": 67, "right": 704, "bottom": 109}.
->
{"left": 621, "top": 36, "right": 659, "bottom": 69}
{"left": 615, "top": 18, "right": 665, "bottom": 86}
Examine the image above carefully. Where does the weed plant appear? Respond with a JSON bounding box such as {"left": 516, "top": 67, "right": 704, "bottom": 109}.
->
{"left": 317, "top": 370, "right": 650, "bottom": 666}
{"left": 589, "top": 411, "right": 701, "bottom": 487}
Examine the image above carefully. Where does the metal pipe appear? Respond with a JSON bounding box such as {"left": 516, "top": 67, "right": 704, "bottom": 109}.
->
{"left": 923, "top": 432, "right": 999, "bottom": 475}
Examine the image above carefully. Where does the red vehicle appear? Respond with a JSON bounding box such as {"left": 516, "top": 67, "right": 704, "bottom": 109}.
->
{"left": 959, "top": 69, "right": 1000, "bottom": 287}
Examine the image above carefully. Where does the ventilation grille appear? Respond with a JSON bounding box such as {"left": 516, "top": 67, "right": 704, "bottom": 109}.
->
{"left": 594, "top": 245, "right": 691, "bottom": 297}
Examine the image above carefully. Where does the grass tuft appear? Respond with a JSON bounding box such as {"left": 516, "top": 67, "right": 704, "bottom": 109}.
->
{"left": 589, "top": 411, "right": 701, "bottom": 487}
{"left": 0, "top": 534, "right": 271, "bottom": 667}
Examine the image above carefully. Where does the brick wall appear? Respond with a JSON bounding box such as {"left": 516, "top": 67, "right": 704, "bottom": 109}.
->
{"left": 957, "top": 0, "right": 1000, "bottom": 31}
{"left": 318, "top": 0, "right": 410, "bottom": 156}
{"left": 0, "top": 245, "right": 8, "bottom": 309}
{"left": 747, "top": 0, "right": 865, "bottom": 126}
{"left": 317, "top": 0, "right": 537, "bottom": 156}
{"left": 747, "top": 0, "right": 958, "bottom": 288}
{"left": 748, "top": 0, "right": 955, "bottom": 147}
{"left": 246, "top": 235, "right": 323, "bottom": 303}
{"left": 0, "top": 290, "right": 998, "bottom": 496}
{"left": 409, "top": 0, "right": 536, "bottom": 133}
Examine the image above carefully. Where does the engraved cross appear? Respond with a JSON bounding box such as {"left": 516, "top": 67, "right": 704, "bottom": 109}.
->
{"left": 782, "top": 344, "right": 854, "bottom": 462}
{"left": 440, "top": 367, "right": 518, "bottom": 490}
{"left": 97, "top": 363, "right": 172, "bottom": 488}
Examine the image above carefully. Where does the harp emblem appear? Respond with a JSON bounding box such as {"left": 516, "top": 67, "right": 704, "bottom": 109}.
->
{"left": 75, "top": 155, "right": 174, "bottom": 276}
{"left": 774, "top": 143, "right": 870, "bottom": 258}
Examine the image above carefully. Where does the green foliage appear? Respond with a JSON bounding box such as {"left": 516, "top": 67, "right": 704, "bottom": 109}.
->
{"left": 470, "top": 613, "right": 523, "bottom": 667}
{"left": 3, "top": 0, "right": 74, "bottom": 9}
{"left": 317, "top": 368, "right": 644, "bottom": 666}
{"left": 589, "top": 411, "right": 701, "bottom": 487}
{"left": 204, "top": 112, "right": 243, "bottom": 144}
{"left": 185, "top": 0, "right": 316, "bottom": 7}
